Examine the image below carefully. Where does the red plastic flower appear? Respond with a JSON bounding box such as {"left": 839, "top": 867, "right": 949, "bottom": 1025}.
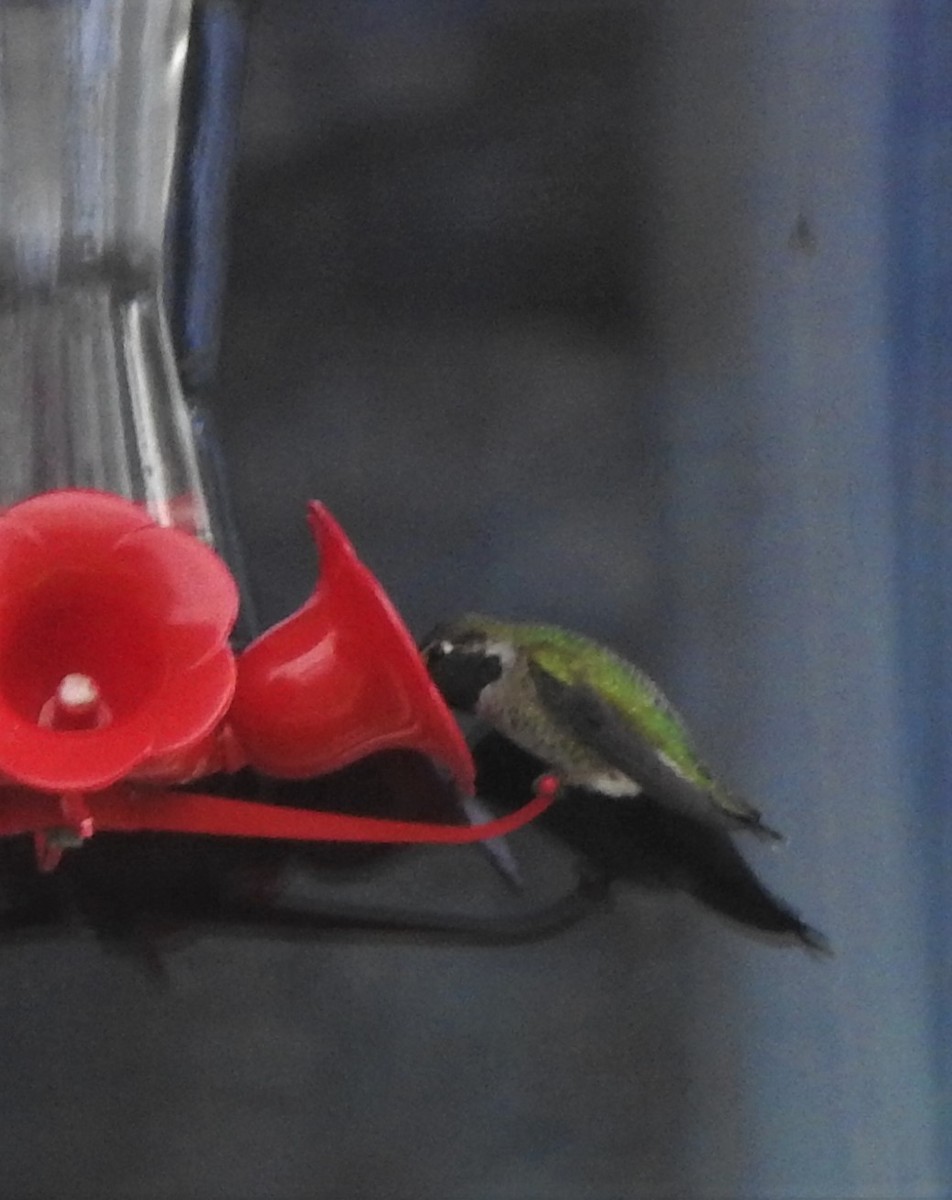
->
{"left": 0, "top": 489, "right": 238, "bottom": 792}
{"left": 229, "top": 503, "right": 476, "bottom": 796}
{"left": 0, "top": 491, "right": 559, "bottom": 870}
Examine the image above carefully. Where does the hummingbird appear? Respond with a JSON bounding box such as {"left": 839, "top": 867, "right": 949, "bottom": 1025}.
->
{"left": 420, "top": 614, "right": 783, "bottom": 843}
{"left": 420, "top": 615, "right": 830, "bottom": 954}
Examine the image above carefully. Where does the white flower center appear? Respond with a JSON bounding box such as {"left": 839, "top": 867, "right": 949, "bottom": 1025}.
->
{"left": 56, "top": 673, "right": 100, "bottom": 711}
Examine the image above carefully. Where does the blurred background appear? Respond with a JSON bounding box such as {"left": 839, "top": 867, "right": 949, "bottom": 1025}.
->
{"left": 1, "top": 1, "right": 950, "bottom": 1196}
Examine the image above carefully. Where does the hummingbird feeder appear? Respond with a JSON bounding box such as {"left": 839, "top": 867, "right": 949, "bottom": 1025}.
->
{"left": 0, "top": 0, "right": 558, "bottom": 908}
{"left": 0, "top": 487, "right": 557, "bottom": 875}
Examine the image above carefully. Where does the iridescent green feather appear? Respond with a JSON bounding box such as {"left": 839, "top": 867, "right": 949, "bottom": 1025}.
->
{"left": 471, "top": 616, "right": 715, "bottom": 789}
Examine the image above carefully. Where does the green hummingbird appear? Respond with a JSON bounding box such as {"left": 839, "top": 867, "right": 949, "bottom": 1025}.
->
{"left": 420, "top": 613, "right": 784, "bottom": 843}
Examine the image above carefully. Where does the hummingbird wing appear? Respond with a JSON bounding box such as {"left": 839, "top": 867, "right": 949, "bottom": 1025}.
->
{"left": 528, "top": 660, "right": 783, "bottom": 841}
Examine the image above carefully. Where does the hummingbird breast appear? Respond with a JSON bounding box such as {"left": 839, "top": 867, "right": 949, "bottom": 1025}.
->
{"left": 475, "top": 659, "right": 641, "bottom": 797}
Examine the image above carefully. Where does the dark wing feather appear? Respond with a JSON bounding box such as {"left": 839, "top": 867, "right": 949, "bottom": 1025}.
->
{"left": 529, "top": 660, "right": 744, "bottom": 829}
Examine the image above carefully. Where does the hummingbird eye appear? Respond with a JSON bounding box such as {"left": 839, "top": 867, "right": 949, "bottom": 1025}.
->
{"left": 423, "top": 639, "right": 455, "bottom": 664}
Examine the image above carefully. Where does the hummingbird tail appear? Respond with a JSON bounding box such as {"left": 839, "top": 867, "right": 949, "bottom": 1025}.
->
{"left": 714, "top": 785, "right": 785, "bottom": 843}
{"left": 749, "top": 815, "right": 786, "bottom": 844}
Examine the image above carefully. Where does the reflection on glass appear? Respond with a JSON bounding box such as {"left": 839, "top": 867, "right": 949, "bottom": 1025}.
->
{"left": 0, "top": 0, "right": 209, "bottom": 538}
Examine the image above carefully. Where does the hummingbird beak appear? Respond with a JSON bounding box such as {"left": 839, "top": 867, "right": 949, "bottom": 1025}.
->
{"left": 459, "top": 794, "right": 524, "bottom": 890}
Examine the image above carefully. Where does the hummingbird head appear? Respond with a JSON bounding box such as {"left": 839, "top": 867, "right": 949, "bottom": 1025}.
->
{"left": 419, "top": 615, "right": 514, "bottom": 712}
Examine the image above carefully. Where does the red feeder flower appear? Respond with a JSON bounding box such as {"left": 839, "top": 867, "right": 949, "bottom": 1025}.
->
{"left": 229, "top": 503, "right": 476, "bottom": 796}
{"left": 0, "top": 489, "right": 238, "bottom": 793}
{"left": 0, "top": 491, "right": 558, "bottom": 871}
